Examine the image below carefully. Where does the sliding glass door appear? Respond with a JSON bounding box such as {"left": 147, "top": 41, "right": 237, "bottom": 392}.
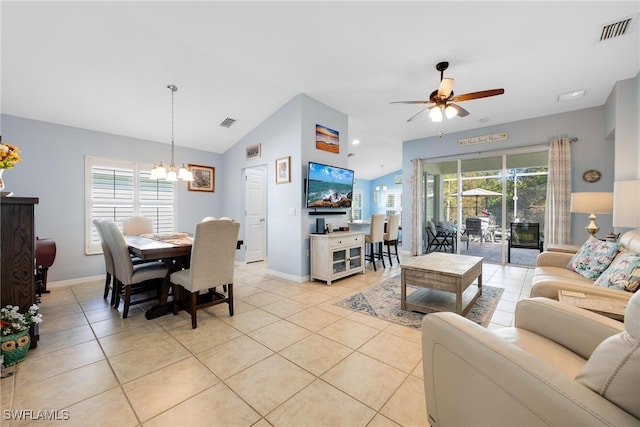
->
{"left": 422, "top": 149, "right": 548, "bottom": 266}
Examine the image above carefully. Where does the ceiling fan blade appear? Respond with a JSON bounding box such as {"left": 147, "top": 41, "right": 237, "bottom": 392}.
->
{"left": 450, "top": 88, "right": 504, "bottom": 102}
{"left": 448, "top": 103, "right": 470, "bottom": 117}
{"left": 406, "top": 107, "right": 430, "bottom": 122}
{"left": 390, "top": 100, "right": 431, "bottom": 105}
{"left": 437, "top": 78, "right": 455, "bottom": 99}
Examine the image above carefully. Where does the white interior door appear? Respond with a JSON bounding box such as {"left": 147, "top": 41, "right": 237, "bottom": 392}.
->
{"left": 245, "top": 167, "right": 266, "bottom": 263}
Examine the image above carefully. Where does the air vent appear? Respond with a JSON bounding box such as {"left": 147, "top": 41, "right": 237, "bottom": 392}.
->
{"left": 219, "top": 118, "right": 236, "bottom": 128}
{"left": 599, "top": 16, "right": 634, "bottom": 41}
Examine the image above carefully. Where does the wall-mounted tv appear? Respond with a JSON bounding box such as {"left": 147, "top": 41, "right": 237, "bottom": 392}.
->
{"left": 306, "top": 162, "right": 354, "bottom": 208}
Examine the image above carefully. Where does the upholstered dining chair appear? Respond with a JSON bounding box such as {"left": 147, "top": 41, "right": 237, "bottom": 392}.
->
{"left": 383, "top": 214, "right": 401, "bottom": 266}
{"left": 170, "top": 219, "right": 240, "bottom": 329}
{"left": 102, "top": 220, "right": 167, "bottom": 318}
{"left": 93, "top": 219, "right": 117, "bottom": 306}
{"left": 365, "top": 214, "right": 386, "bottom": 271}
{"left": 123, "top": 216, "right": 153, "bottom": 235}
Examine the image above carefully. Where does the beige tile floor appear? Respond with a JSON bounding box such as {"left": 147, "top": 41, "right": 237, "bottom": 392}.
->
{"left": 1, "top": 253, "right": 533, "bottom": 427}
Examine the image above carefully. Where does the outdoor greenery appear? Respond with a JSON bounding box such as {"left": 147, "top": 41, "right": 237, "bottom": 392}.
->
{"left": 443, "top": 166, "right": 548, "bottom": 228}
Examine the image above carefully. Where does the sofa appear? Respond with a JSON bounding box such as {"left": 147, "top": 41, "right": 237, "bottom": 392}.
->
{"left": 421, "top": 293, "right": 640, "bottom": 426}
{"left": 530, "top": 229, "right": 640, "bottom": 302}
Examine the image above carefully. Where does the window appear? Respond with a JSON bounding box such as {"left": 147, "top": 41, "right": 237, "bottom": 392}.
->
{"left": 351, "top": 189, "right": 364, "bottom": 221}
{"left": 385, "top": 191, "right": 402, "bottom": 220}
{"left": 85, "top": 157, "right": 176, "bottom": 254}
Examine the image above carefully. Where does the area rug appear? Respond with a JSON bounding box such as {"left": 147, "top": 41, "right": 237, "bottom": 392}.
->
{"left": 335, "top": 276, "right": 503, "bottom": 329}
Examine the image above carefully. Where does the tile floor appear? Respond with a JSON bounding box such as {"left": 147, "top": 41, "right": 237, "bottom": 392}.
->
{"left": 1, "top": 253, "right": 533, "bottom": 427}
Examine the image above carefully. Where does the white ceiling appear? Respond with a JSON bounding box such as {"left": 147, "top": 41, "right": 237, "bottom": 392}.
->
{"left": 2, "top": 1, "right": 639, "bottom": 180}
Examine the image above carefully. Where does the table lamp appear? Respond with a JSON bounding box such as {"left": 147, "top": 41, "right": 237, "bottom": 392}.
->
{"left": 570, "top": 192, "right": 613, "bottom": 237}
{"left": 613, "top": 180, "right": 640, "bottom": 228}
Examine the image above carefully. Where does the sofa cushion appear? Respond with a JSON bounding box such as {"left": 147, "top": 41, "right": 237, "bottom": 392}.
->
{"left": 567, "top": 237, "right": 621, "bottom": 280}
{"left": 593, "top": 252, "right": 640, "bottom": 293}
{"left": 576, "top": 291, "right": 640, "bottom": 419}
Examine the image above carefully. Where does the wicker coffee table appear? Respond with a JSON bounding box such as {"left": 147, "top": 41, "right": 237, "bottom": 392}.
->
{"left": 400, "top": 253, "right": 483, "bottom": 316}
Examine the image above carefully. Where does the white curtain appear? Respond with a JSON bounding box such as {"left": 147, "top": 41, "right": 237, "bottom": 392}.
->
{"left": 411, "top": 158, "right": 423, "bottom": 255}
{"left": 544, "top": 138, "right": 572, "bottom": 245}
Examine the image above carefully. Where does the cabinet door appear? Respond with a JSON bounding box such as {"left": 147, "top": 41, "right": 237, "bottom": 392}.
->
{"left": 332, "top": 249, "right": 347, "bottom": 274}
{"left": 349, "top": 246, "right": 362, "bottom": 269}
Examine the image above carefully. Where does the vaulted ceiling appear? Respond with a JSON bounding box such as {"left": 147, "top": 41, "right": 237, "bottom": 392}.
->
{"left": 2, "top": 1, "right": 638, "bottom": 179}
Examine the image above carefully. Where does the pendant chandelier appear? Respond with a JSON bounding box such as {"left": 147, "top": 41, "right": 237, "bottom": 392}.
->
{"left": 375, "top": 164, "right": 387, "bottom": 192}
{"left": 150, "top": 84, "right": 194, "bottom": 182}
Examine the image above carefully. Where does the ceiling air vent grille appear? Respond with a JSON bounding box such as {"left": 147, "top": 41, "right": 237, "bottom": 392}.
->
{"left": 220, "top": 118, "right": 236, "bottom": 128}
{"left": 599, "top": 17, "right": 633, "bottom": 41}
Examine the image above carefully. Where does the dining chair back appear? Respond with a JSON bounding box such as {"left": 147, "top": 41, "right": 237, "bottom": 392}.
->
{"left": 384, "top": 214, "right": 401, "bottom": 266}
{"left": 365, "top": 214, "right": 386, "bottom": 271}
{"left": 170, "top": 219, "right": 240, "bottom": 328}
{"left": 93, "top": 219, "right": 117, "bottom": 306}
{"left": 123, "top": 216, "right": 153, "bottom": 236}
{"left": 102, "top": 220, "right": 167, "bottom": 318}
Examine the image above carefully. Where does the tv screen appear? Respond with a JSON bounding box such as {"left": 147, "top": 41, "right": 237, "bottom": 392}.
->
{"left": 306, "top": 162, "right": 354, "bottom": 208}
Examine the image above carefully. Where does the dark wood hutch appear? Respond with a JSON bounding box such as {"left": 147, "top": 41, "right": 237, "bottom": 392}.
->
{"left": 1, "top": 197, "right": 40, "bottom": 348}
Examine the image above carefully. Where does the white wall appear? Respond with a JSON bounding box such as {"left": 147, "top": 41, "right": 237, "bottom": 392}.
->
{"left": 1, "top": 114, "right": 222, "bottom": 282}
{"left": 221, "top": 94, "right": 348, "bottom": 281}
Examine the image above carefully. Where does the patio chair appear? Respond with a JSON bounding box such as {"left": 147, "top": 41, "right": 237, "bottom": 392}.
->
{"left": 464, "top": 217, "right": 484, "bottom": 249}
{"left": 425, "top": 221, "right": 455, "bottom": 253}
{"left": 508, "top": 222, "right": 542, "bottom": 263}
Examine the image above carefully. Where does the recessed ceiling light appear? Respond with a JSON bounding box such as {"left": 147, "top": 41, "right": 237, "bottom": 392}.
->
{"left": 352, "top": 139, "right": 360, "bottom": 145}
{"left": 558, "top": 89, "right": 586, "bottom": 102}
{"left": 478, "top": 118, "right": 490, "bottom": 123}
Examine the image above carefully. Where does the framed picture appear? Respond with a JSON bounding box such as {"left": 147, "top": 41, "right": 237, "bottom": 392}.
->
{"left": 394, "top": 175, "right": 402, "bottom": 185}
{"left": 315, "top": 124, "right": 339, "bottom": 154}
{"left": 246, "top": 143, "right": 261, "bottom": 159}
{"left": 275, "top": 156, "right": 291, "bottom": 184}
{"left": 188, "top": 164, "right": 215, "bottom": 192}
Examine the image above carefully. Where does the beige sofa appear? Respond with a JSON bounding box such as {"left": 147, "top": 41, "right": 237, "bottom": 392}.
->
{"left": 421, "top": 293, "right": 640, "bottom": 426}
{"left": 530, "top": 229, "right": 640, "bottom": 302}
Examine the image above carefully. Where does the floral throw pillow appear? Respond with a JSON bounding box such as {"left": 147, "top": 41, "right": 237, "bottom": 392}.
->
{"left": 594, "top": 252, "right": 640, "bottom": 292}
{"left": 567, "top": 237, "right": 621, "bottom": 280}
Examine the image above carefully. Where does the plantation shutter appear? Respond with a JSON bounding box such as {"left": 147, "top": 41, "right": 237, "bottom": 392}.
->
{"left": 86, "top": 157, "right": 176, "bottom": 254}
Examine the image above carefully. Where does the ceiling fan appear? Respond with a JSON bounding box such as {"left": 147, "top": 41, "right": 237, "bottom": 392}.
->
{"left": 391, "top": 61, "right": 504, "bottom": 122}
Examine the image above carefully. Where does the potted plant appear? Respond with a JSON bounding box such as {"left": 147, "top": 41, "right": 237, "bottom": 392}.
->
{"left": 1, "top": 304, "right": 42, "bottom": 368}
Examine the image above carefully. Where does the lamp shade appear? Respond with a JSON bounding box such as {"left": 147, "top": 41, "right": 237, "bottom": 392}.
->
{"left": 613, "top": 180, "right": 640, "bottom": 227}
{"left": 570, "top": 192, "right": 613, "bottom": 214}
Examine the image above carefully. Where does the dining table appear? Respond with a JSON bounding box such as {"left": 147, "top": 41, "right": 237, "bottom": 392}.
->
{"left": 125, "top": 232, "right": 243, "bottom": 320}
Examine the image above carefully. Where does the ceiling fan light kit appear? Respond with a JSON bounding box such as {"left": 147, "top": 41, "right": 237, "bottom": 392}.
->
{"left": 391, "top": 61, "right": 504, "bottom": 123}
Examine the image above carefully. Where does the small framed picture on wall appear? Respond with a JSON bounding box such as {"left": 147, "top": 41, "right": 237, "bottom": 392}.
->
{"left": 188, "top": 164, "right": 215, "bottom": 192}
{"left": 275, "top": 156, "right": 291, "bottom": 184}
{"left": 246, "top": 143, "right": 261, "bottom": 159}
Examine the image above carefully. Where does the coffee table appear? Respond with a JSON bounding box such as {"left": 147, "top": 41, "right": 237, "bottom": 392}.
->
{"left": 557, "top": 290, "right": 626, "bottom": 321}
{"left": 400, "top": 253, "right": 483, "bottom": 316}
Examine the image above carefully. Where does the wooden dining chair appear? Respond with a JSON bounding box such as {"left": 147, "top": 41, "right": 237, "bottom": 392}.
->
{"left": 170, "top": 219, "right": 240, "bottom": 329}
{"left": 93, "top": 219, "right": 117, "bottom": 306}
{"left": 384, "top": 214, "right": 401, "bottom": 266}
{"left": 365, "top": 214, "right": 386, "bottom": 271}
{"left": 102, "top": 220, "right": 167, "bottom": 318}
{"left": 123, "top": 216, "right": 153, "bottom": 235}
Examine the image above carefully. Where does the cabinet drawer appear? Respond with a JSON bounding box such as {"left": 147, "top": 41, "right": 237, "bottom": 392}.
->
{"left": 329, "top": 235, "right": 362, "bottom": 248}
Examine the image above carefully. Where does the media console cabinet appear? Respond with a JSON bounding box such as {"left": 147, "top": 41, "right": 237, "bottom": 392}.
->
{"left": 310, "top": 231, "right": 365, "bottom": 285}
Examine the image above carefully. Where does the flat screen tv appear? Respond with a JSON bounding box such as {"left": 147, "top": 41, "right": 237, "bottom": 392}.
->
{"left": 306, "top": 162, "right": 355, "bottom": 208}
